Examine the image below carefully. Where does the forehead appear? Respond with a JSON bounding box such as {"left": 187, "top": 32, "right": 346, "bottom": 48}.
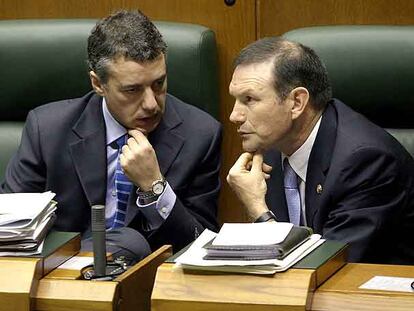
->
{"left": 229, "top": 61, "right": 274, "bottom": 96}
{"left": 106, "top": 54, "right": 166, "bottom": 84}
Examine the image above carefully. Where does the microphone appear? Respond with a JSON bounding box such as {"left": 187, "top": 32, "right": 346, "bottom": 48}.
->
{"left": 91, "top": 204, "right": 107, "bottom": 277}
{"left": 82, "top": 205, "right": 129, "bottom": 280}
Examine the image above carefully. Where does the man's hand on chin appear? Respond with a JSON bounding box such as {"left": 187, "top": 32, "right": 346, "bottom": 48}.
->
{"left": 119, "top": 129, "right": 162, "bottom": 191}
{"left": 227, "top": 152, "right": 273, "bottom": 220}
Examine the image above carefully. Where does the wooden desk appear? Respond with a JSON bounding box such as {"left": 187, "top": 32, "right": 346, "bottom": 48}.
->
{"left": 311, "top": 263, "right": 414, "bottom": 311}
{"left": 0, "top": 258, "right": 41, "bottom": 311}
{"left": 153, "top": 262, "right": 414, "bottom": 311}
{"left": 152, "top": 240, "right": 414, "bottom": 311}
{"left": 152, "top": 241, "right": 348, "bottom": 311}
{"left": 34, "top": 245, "right": 172, "bottom": 311}
{"left": 152, "top": 263, "right": 316, "bottom": 311}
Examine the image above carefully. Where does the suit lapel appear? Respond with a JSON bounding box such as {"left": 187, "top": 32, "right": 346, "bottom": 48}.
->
{"left": 264, "top": 149, "right": 289, "bottom": 222}
{"left": 149, "top": 96, "right": 184, "bottom": 176}
{"left": 305, "top": 102, "right": 338, "bottom": 226}
{"left": 69, "top": 94, "right": 107, "bottom": 207}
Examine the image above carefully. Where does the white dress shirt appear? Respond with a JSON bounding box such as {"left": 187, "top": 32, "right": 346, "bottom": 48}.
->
{"left": 281, "top": 116, "right": 322, "bottom": 225}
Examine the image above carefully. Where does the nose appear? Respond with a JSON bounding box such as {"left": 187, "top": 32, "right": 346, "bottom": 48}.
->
{"left": 142, "top": 87, "right": 158, "bottom": 112}
{"left": 229, "top": 101, "right": 246, "bottom": 124}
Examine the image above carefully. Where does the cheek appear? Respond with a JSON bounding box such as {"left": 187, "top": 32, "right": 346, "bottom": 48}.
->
{"left": 255, "top": 109, "right": 290, "bottom": 138}
{"left": 156, "top": 93, "right": 166, "bottom": 109}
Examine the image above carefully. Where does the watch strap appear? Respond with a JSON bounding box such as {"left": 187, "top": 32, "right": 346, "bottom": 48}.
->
{"left": 254, "top": 210, "right": 277, "bottom": 223}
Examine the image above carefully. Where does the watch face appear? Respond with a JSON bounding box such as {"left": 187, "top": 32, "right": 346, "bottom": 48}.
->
{"left": 152, "top": 181, "right": 165, "bottom": 195}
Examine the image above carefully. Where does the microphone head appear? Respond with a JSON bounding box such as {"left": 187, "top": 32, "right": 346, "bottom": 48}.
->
{"left": 91, "top": 204, "right": 106, "bottom": 232}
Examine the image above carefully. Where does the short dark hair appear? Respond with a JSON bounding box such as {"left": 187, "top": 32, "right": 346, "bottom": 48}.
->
{"left": 234, "top": 37, "right": 332, "bottom": 110}
{"left": 87, "top": 10, "right": 167, "bottom": 83}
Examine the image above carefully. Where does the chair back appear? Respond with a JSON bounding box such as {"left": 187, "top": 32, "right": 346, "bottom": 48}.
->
{"left": 283, "top": 26, "right": 414, "bottom": 156}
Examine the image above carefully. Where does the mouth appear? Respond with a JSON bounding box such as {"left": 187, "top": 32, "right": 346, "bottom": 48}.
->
{"left": 134, "top": 114, "right": 160, "bottom": 128}
{"left": 238, "top": 130, "right": 253, "bottom": 136}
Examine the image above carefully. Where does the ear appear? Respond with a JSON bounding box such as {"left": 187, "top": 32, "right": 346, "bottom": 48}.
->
{"left": 89, "top": 71, "right": 105, "bottom": 97}
{"left": 289, "top": 87, "right": 309, "bottom": 120}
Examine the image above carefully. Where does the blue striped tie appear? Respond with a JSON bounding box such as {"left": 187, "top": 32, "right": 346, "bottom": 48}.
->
{"left": 111, "top": 135, "right": 133, "bottom": 229}
{"left": 283, "top": 158, "right": 301, "bottom": 226}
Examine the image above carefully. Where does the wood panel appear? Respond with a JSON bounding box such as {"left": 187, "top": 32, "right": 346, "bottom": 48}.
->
{"left": 0, "top": 0, "right": 257, "bottom": 223}
{"left": 258, "top": 0, "right": 414, "bottom": 37}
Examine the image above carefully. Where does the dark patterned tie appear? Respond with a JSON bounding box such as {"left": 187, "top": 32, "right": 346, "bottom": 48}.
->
{"left": 283, "top": 158, "right": 301, "bottom": 226}
{"left": 110, "top": 135, "right": 133, "bottom": 229}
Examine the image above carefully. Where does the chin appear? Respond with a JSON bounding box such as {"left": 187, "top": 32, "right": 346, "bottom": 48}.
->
{"left": 241, "top": 143, "right": 258, "bottom": 153}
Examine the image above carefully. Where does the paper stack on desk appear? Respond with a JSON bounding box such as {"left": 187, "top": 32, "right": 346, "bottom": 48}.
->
{"left": 175, "top": 222, "right": 324, "bottom": 274}
{"left": 0, "top": 191, "right": 57, "bottom": 256}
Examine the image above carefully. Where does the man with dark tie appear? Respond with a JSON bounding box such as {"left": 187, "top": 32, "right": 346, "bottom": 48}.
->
{"left": 226, "top": 37, "right": 414, "bottom": 264}
{"left": 1, "top": 10, "right": 221, "bottom": 262}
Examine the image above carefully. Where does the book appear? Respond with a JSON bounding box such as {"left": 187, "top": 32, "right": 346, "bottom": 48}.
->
{"left": 174, "top": 228, "right": 324, "bottom": 275}
{"left": 203, "top": 226, "right": 313, "bottom": 260}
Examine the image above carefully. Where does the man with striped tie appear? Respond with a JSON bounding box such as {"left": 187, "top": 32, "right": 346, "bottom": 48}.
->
{"left": 226, "top": 37, "right": 414, "bottom": 264}
{"left": 1, "top": 10, "right": 222, "bottom": 262}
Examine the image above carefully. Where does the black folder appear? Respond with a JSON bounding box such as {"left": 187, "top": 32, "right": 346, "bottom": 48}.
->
{"left": 203, "top": 226, "right": 313, "bottom": 260}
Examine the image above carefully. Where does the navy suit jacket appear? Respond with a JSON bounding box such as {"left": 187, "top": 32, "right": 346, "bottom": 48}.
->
{"left": 265, "top": 99, "right": 414, "bottom": 264}
{"left": 1, "top": 92, "right": 222, "bottom": 252}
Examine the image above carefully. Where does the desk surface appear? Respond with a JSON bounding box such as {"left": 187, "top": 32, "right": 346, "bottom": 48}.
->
{"left": 312, "top": 263, "right": 414, "bottom": 311}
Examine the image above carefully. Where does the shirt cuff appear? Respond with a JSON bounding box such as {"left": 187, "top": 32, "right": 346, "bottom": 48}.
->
{"left": 136, "top": 182, "right": 176, "bottom": 230}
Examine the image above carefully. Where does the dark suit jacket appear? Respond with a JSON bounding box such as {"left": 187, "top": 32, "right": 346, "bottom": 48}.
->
{"left": 265, "top": 99, "right": 414, "bottom": 264}
{"left": 1, "top": 92, "right": 222, "bottom": 252}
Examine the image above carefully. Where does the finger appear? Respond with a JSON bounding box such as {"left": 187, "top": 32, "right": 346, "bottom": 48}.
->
{"left": 127, "top": 130, "right": 153, "bottom": 153}
{"left": 233, "top": 152, "right": 253, "bottom": 170}
{"left": 128, "top": 129, "right": 149, "bottom": 144}
{"left": 264, "top": 173, "right": 271, "bottom": 180}
{"left": 263, "top": 163, "right": 273, "bottom": 173}
{"left": 251, "top": 153, "right": 264, "bottom": 172}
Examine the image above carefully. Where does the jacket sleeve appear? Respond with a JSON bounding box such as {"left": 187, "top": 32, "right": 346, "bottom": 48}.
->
{"left": 1, "top": 110, "right": 47, "bottom": 193}
{"left": 322, "top": 146, "right": 414, "bottom": 263}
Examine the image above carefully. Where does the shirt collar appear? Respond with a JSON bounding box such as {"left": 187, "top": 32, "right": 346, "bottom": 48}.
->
{"left": 102, "top": 97, "right": 127, "bottom": 146}
{"left": 282, "top": 115, "right": 322, "bottom": 182}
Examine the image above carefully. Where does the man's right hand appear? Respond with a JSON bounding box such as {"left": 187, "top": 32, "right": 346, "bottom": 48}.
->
{"left": 227, "top": 152, "right": 272, "bottom": 220}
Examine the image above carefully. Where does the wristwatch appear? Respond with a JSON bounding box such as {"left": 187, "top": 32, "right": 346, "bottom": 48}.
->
{"left": 254, "top": 210, "right": 277, "bottom": 223}
{"left": 137, "top": 177, "right": 166, "bottom": 205}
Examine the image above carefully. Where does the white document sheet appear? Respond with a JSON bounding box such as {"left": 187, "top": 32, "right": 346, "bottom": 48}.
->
{"left": 359, "top": 276, "right": 414, "bottom": 293}
{"left": 212, "top": 222, "right": 293, "bottom": 246}
{"left": 58, "top": 256, "right": 94, "bottom": 270}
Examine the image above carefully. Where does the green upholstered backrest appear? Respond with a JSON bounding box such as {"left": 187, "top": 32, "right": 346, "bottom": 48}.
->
{"left": 0, "top": 19, "right": 219, "bottom": 180}
{"left": 283, "top": 26, "right": 414, "bottom": 156}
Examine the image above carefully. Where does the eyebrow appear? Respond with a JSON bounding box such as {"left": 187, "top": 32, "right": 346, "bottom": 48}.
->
{"left": 119, "top": 84, "right": 142, "bottom": 91}
{"left": 119, "top": 74, "right": 167, "bottom": 90}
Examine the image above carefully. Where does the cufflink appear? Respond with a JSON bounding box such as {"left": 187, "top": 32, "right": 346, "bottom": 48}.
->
{"left": 316, "top": 184, "right": 323, "bottom": 194}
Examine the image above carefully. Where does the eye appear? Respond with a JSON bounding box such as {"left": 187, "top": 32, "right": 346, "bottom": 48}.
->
{"left": 122, "top": 87, "right": 141, "bottom": 94}
{"left": 153, "top": 78, "right": 166, "bottom": 91}
{"left": 244, "top": 95, "right": 255, "bottom": 104}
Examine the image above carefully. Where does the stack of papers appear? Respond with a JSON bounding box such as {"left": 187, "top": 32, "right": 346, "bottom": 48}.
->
{"left": 175, "top": 223, "right": 324, "bottom": 275}
{"left": 0, "top": 191, "right": 57, "bottom": 256}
